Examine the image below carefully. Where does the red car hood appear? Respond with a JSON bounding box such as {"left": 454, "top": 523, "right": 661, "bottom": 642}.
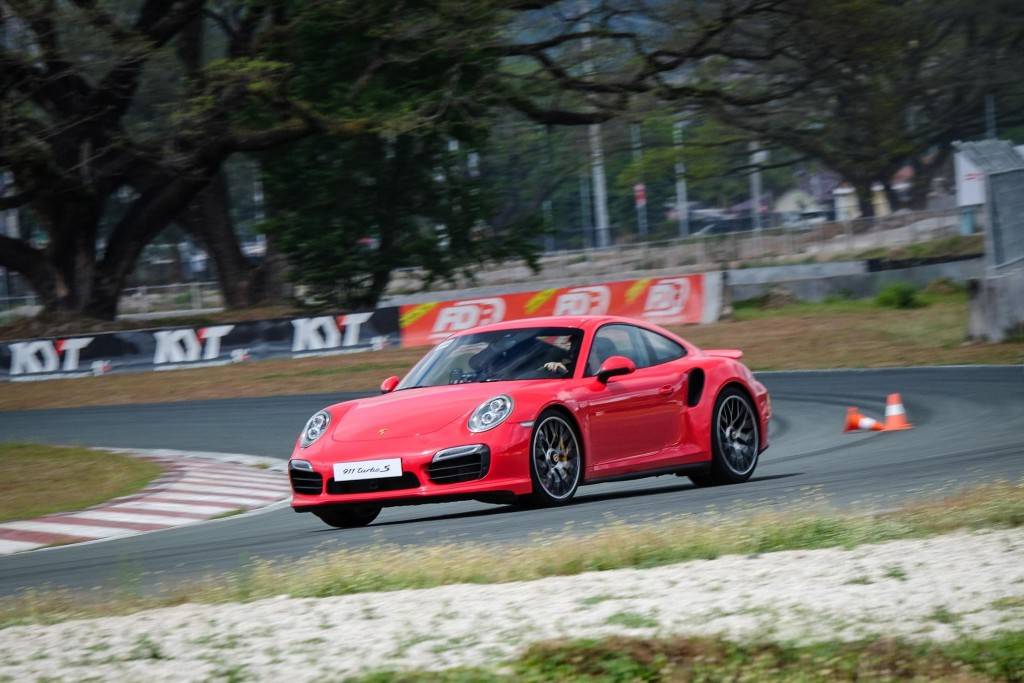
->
{"left": 329, "top": 382, "right": 523, "bottom": 442}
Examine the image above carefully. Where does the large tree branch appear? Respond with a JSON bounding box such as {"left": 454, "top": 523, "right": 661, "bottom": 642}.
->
{"left": 0, "top": 189, "right": 33, "bottom": 210}
{"left": 0, "top": 234, "right": 42, "bottom": 271}
{"left": 227, "top": 119, "right": 317, "bottom": 151}
{"left": 0, "top": 233, "right": 61, "bottom": 306}
{"left": 95, "top": 1, "right": 207, "bottom": 114}
{"left": 504, "top": 96, "right": 617, "bottom": 125}
{"left": 501, "top": 29, "right": 635, "bottom": 56}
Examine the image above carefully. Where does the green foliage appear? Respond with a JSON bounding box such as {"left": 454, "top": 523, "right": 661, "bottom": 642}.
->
{"left": 876, "top": 283, "right": 924, "bottom": 309}
{"left": 260, "top": 1, "right": 539, "bottom": 308}
{"left": 349, "top": 631, "right": 1024, "bottom": 682}
{"left": 605, "top": 612, "right": 659, "bottom": 629}
{"left": 614, "top": 116, "right": 797, "bottom": 211}
{"left": 263, "top": 133, "right": 540, "bottom": 309}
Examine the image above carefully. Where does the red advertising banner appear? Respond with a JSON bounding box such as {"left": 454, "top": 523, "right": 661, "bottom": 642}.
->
{"left": 399, "top": 273, "right": 720, "bottom": 348}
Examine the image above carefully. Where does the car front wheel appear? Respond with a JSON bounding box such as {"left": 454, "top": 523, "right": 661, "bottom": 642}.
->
{"left": 524, "top": 410, "right": 582, "bottom": 506}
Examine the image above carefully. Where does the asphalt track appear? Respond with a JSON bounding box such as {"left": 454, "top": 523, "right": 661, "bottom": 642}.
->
{"left": 0, "top": 365, "right": 1021, "bottom": 596}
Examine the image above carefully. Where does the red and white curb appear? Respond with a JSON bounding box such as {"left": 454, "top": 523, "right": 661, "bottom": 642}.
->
{"left": 0, "top": 449, "right": 289, "bottom": 555}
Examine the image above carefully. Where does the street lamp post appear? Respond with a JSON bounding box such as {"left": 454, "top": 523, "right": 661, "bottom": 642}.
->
{"left": 581, "top": 0, "right": 611, "bottom": 248}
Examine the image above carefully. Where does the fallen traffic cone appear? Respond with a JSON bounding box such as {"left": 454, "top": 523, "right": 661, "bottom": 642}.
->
{"left": 845, "top": 406, "right": 884, "bottom": 432}
{"left": 883, "top": 393, "right": 913, "bottom": 431}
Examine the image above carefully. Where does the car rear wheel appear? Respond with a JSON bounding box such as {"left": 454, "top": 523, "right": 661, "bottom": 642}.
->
{"left": 524, "top": 411, "right": 582, "bottom": 507}
{"left": 689, "top": 386, "right": 760, "bottom": 487}
{"left": 313, "top": 504, "right": 382, "bottom": 528}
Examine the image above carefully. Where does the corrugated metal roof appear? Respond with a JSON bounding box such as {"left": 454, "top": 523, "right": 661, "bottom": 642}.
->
{"left": 954, "top": 140, "right": 1024, "bottom": 174}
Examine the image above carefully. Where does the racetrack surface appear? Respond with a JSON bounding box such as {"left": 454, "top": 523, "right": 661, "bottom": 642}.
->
{"left": 0, "top": 366, "right": 1020, "bottom": 596}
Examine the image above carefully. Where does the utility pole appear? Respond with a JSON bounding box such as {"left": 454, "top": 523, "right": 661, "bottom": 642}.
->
{"left": 985, "top": 94, "right": 997, "bottom": 139}
{"left": 673, "top": 117, "right": 689, "bottom": 238}
{"left": 749, "top": 141, "right": 766, "bottom": 232}
{"left": 581, "top": 0, "right": 611, "bottom": 248}
{"left": 579, "top": 170, "right": 593, "bottom": 249}
{"left": 543, "top": 125, "right": 555, "bottom": 252}
{"left": 588, "top": 127, "right": 611, "bottom": 248}
{"left": 630, "top": 123, "right": 649, "bottom": 240}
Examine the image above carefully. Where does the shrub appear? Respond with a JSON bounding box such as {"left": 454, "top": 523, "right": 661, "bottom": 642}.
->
{"left": 876, "top": 282, "right": 923, "bottom": 309}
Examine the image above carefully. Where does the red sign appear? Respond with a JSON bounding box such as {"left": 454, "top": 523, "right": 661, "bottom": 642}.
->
{"left": 399, "top": 274, "right": 708, "bottom": 347}
{"left": 633, "top": 183, "right": 647, "bottom": 208}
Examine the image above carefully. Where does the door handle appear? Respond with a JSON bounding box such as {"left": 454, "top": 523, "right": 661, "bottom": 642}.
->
{"left": 658, "top": 385, "right": 673, "bottom": 396}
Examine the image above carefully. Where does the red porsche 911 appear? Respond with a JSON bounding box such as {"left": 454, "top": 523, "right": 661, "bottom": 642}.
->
{"left": 289, "top": 315, "right": 771, "bottom": 528}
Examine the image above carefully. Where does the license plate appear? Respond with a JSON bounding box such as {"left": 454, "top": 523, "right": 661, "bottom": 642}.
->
{"left": 333, "top": 458, "right": 402, "bottom": 482}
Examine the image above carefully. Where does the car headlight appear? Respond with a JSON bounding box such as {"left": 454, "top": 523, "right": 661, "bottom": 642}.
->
{"left": 467, "top": 395, "right": 513, "bottom": 433}
{"left": 300, "top": 410, "right": 331, "bottom": 448}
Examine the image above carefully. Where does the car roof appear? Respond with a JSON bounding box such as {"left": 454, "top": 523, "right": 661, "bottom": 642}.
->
{"left": 454, "top": 315, "right": 650, "bottom": 336}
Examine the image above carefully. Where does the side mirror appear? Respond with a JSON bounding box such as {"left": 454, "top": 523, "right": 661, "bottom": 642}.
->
{"left": 596, "top": 355, "right": 636, "bottom": 383}
{"left": 380, "top": 376, "right": 399, "bottom": 394}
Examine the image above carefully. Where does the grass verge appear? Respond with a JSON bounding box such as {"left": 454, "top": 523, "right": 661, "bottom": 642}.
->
{"left": 351, "top": 631, "right": 1024, "bottom": 682}
{"left": 1, "top": 292, "right": 1021, "bottom": 411}
{"left": 0, "top": 444, "right": 162, "bottom": 523}
{"left": 2, "top": 480, "right": 1021, "bottom": 629}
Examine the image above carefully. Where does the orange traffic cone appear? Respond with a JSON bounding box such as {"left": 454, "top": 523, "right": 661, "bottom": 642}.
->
{"left": 883, "top": 393, "right": 912, "bottom": 431}
{"left": 845, "top": 407, "right": 884, "bottom": 432}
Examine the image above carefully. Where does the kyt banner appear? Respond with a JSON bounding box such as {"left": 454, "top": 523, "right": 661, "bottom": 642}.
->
{"left": 0, "top": 308, "right": 401, "bottom": 382}
{"left": 398, "top": 272, "right": 723, "bottom": 348}
{"left": 1, "top": 271, "right": 723, "bottom": 381}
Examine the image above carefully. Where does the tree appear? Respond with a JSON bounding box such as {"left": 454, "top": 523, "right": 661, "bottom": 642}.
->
{"left": 0, "top": 0, "right": 820, "bottom": 319}
{"left": 703, "top": 0, "right": 1024, "bottom": 215}
{"left": 0, "top": 0, "right": 516, "bottom": 319}
{"left": 264, "top": 131, "right": 543, "bottom": 309}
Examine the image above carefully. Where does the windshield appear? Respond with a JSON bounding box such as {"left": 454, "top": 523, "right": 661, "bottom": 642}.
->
{"left": 397, "top": 327, "right": 583, "bottom": 389}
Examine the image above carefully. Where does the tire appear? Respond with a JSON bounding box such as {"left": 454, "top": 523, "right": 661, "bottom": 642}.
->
{"left": 690, "top": 386, "right": 760, "bottom": 487}
{"left": 523, "top": 410, "right": 583, "bottom": 507}
{"left": 312, "top": 504, "right": 382, "bottom": 528}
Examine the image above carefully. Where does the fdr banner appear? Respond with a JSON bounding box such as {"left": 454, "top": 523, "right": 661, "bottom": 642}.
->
{"left": 398, "top": 272, "right": 723, "bottom": 348}
{"left": 0, "top": 308, "right": 401, "bottom": 382}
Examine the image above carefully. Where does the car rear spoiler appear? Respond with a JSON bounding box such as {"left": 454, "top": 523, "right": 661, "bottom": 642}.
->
{"left": 704, "top": 349, "right": 744, "bottom": 360}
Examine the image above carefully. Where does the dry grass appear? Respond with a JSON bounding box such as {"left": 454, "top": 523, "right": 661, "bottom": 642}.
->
{"left": 3, "top": 480, "right": 1021, "bottom": 629}
{"left": 0, "top": 444, "right": 162, "bottom": 523}
{"left": 0, "top": 348, "right": 425, "bottom": 411}
{"left": 1, "top": 294, "right": 1020, "bottom": 411}
{"left": 693, "top": 295, "right": 1023, "bottom": 370}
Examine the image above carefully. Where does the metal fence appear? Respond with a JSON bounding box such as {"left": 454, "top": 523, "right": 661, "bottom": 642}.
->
{"left": 0, "top": 282, "right": 223, "bottom": 324}
{"left": 391, "top": 207, "right": 970, "bottom": 293}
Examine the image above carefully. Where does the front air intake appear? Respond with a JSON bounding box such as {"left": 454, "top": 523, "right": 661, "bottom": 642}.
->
{"left": 289, "top": 468, "right": 323, "bottom": 495}
{"left": 427, "top": 445, "right": 490, "bottom": 484}
{"left": 327, "top": 472, "right": 420, "bottom": 494}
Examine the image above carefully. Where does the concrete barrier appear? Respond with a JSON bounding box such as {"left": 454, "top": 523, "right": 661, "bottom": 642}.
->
{"left": 969, "top": 269, "right": 1024, "bottom": 342}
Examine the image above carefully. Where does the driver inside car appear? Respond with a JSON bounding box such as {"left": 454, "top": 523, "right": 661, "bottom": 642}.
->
{"left": 540, "top": 335, "right": 583, "bottom": 376}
